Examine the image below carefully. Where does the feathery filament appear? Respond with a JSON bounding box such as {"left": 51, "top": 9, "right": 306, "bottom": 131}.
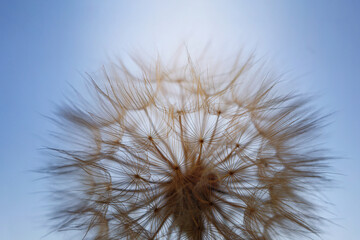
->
{"left": 47, "top": 52, "right": 327, "bottom": 240}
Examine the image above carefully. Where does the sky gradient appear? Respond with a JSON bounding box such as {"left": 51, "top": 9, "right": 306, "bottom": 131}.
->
{"left": 1, "top": 1, "right": 359, "bottom": 239}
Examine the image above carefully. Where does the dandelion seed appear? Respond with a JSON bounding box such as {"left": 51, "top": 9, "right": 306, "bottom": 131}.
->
{"left": 46, "top": 50, "right": 328, "bottom": 240}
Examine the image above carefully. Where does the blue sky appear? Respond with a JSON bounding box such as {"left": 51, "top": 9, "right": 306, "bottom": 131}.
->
{"left": 1, "top": 1, "right": 359, "bottom": 239}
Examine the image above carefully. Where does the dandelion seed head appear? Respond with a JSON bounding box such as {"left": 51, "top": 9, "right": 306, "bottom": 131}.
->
{"left": 46, "top": 49, "right": 328, "bottom": 240}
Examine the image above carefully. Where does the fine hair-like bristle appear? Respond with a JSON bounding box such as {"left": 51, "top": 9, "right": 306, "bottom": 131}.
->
{"left": 45, "top": 50, "right": 328, "bottom": 240}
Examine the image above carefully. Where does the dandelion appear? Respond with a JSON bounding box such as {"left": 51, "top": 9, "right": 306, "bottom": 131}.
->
{"left": 46, "top": 50, "right": 328, "bottom": 240}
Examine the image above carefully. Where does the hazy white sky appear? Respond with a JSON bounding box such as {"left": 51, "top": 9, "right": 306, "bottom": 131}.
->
{"left": 1, "top": 1, "right": 359, "bottom": 239}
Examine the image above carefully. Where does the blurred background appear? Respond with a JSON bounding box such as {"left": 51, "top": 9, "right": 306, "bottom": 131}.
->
{"left": 1, "top": 1, "right": 359, "bottom": 239}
